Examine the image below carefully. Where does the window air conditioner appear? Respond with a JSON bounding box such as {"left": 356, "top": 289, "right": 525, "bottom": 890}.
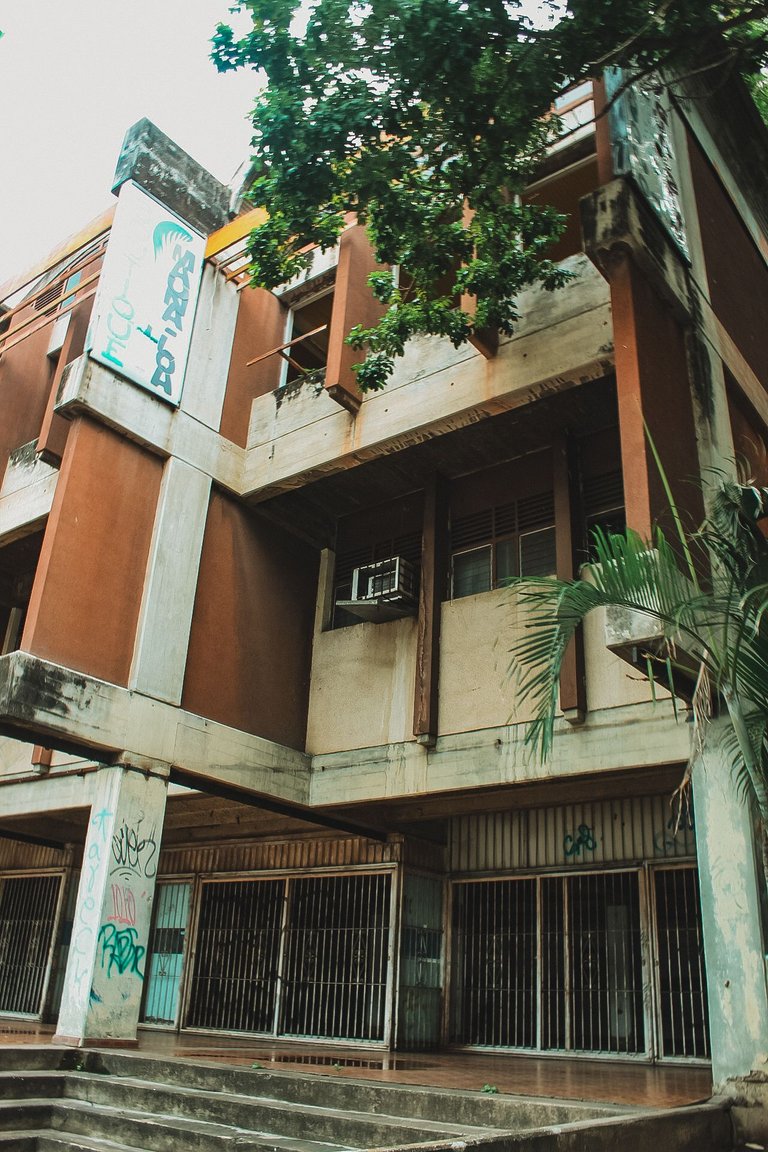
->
{"left": 338, "top": 556, "right": 418, "bottom": 623}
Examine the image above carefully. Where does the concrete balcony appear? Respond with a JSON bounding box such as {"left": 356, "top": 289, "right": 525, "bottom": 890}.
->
{"left": 243, "top": 254, "right": 613, "bottom": 502}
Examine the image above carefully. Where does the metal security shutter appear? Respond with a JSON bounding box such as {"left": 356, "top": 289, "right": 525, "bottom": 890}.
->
{"left": 186, "top": 879, "right": 284, "bottom": 1033}
{"left": 185, "top": 871, "right": 393, "bottom": 1042}
{"left": 280, "top": 873, "right": 391, "bottom": 1041}
{"left": 0, "top": 874, "right": 62, "bottom": 1017}
{"left": 450, "top": 879, "right": 537, "bottom": 1047}
{"left": 653, "top": 867, "right": 710, "bottom": 1058}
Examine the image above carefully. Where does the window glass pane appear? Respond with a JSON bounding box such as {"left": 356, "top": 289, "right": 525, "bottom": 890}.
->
{"left": 495, "top": 539, "right": 519, "bottom": 586}
{"left": 452, "top": 547, "right": 491, "bottom": 598}
{"left": 520, "top": 526, "right": 556, "bottom": 577}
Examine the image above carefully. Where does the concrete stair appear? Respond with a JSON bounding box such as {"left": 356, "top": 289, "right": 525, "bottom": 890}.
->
{"left": 0, "top": 1046, "right": 736, "bottom": 1152}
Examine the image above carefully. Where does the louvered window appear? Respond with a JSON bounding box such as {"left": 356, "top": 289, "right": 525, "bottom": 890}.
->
{"left": 451, "top": 491, "right": 556, "bottom": 599}
{"left": 583, "top": 469, "right": 625, "bottom": 558}
{"left": 34, "top": 281, "right": 64, "bottom": 315}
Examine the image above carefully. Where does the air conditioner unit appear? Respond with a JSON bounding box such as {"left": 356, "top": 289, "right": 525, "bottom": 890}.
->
{"left": 337, "top": 556, "right": 418, "bottom": 623}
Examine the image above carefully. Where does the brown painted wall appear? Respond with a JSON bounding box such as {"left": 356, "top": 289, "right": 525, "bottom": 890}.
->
{"left": 0, "top": 267, "right": 101, "bottom": 477}
{"left": 728, "top": 382, "right": 768, "bottom": 489}
{"left": 22, "top": 418, "right": 162, "bottom": 685}
{"left": 612, "top": 253, "right": 703, "bottom": 538}
{"left": 524, "top": 158, "right": 600, "bottom": 264}
{"left": 0, "top": 309, "right": 58, "bottom": 479}
{"left": 182, "top": 491, "right": 318, "bottom": 749}
{"left": 689, "top": 132, "right": 768, "bottom": 392}
{"left": 219, "top": 287, "right": 286, "bottom": 447}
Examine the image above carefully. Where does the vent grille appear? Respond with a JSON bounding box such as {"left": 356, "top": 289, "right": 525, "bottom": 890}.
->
{"left": 518, "top": 490, "right": 555, "bottom": 531}
{"left": 451, "top": 492, "right": 554, "bottom": 550}
{"left": 583, "top": 470, "right": 624, "bottom": 516}
{"left": 451, "top": 510, "right": 493, "bottom": 551}
{"left": 34, "top": 282, "right": 63, "bottom": 314}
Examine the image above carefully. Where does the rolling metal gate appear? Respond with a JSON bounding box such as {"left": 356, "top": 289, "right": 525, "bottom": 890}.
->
{"left": 450, "top": 866, "right": 709, "bottom": 1060}
{"left": 0, "top": 873, "right": 62, "bottom": 1017}
{"left": 184, "top": 872, "right": 392, "bottom": 1041}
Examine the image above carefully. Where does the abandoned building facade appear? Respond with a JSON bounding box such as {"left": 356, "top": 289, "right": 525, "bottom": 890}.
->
{"left": 0, "top": 71, "right": 767, "bottom": 1091}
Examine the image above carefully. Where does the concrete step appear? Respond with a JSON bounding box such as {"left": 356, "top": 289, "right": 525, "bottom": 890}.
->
{"left": 0, "top": 1047, "right": 737, "bottom": 1152}
{"left": 1, "top": 1132, "right": 155, "bottom": 1152}
{"left": 0, "top": 1048, "right": 620, "bottom": 1131}
{"left": 0, "top": 1099, "right": 361, "bottom": 1152}
{"left": 0, "top": 1071, "right": 499, "bottom": 1148}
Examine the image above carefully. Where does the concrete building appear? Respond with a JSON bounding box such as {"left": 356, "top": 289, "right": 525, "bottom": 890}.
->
{"left": 0, "top": 71, "right": 766, "bottom": 1103}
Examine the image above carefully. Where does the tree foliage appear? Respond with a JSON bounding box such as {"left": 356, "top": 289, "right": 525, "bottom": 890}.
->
{"left": 213, "top": 1, "right": 768, "bottom": 390}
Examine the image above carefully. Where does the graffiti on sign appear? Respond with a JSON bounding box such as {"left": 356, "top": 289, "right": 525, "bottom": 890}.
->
{"left": 98, "top": 924, "right": 145, "bottom": 979}
{"left": 564, "top": 825, "right": 598, "bottom": 858}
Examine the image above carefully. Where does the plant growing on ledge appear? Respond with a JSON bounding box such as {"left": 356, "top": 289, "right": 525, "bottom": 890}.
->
{"left": 213, "top": 0, "right": 768, "bottom": 392}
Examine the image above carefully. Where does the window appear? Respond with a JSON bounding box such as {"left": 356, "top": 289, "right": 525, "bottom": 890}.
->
{"left": 0, "top": 531, "right": 43, "bottom": 655}
{"left": 450, "top": 491, "right": 556, "bottom": 599}
{"left": 281, "top": 287, "right": 334, "bottom": 386}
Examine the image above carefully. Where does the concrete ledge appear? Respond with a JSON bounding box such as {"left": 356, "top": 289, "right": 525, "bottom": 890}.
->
{"left": 243, "top": 254, "right": 614, "bottom": 500}
{"left": 310, "top": 699, "right": 689, "bottom": 807}
{"left": 112, "top": 118, "right": 231, "bottom": 235}
{"left": 54, "top": 355, "right": 244, "bottom": 494}
{"left": 0, "top": 651, "right": 311, "bottom": 806}
{"left": 0, "top": 443, "right": 57, "bottom": 547}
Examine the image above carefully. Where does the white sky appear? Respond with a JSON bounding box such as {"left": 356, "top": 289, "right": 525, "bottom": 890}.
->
{"left": 0, "top": 1, "right": 257, "bottom": 287}
{"left": 0, "top": 0, "right": 558, "bottom": 289}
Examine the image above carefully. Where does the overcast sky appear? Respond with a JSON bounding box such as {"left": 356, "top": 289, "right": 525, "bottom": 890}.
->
{"left": 0, "top": 1, "right": 257, "bottom": 286}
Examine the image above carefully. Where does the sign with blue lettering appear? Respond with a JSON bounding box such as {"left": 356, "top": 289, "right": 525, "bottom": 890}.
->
{"left": 86, "top": 181, "right": 206, "bottom": 406}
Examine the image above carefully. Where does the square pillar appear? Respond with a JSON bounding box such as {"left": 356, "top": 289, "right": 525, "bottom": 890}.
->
{"left": 693, "top": 720, "right": 768, "bottom": 1088}
{"left": 54, "top": 764, "right": 168, "bottom": 1046}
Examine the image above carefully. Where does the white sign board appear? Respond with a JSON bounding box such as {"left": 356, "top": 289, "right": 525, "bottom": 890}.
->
{"left": 87, "top": 181, "right": 206, "bottom": 406}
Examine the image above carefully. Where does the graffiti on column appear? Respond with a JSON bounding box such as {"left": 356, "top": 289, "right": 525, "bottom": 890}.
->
{"left": 97, "top": 923, "right": 146, "bottom": 979}
{"left": 108, "top": 883, "right": 137, "bottom": 926}
{"left": 110, "top": 819, "right": 158, "bottom": 880}
{"left": 68, "top": 807, "right": 114, "bottom": 994}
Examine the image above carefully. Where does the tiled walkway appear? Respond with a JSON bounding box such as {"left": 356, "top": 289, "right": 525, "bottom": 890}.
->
{"left": 0, "top": 1020, "right": 712, "bottom": 1109}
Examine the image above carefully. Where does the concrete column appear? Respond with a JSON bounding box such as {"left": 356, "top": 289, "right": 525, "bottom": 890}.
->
{"left": 53, "top": 764, "right": 168, "bottom": 1047}
{"left": 129, "top": 456, "right": 211, "bottom": 705}
{"left": 693, "top": 719, "right": 768, "bottom": 1088}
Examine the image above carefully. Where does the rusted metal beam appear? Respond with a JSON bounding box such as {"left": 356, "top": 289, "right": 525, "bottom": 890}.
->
{"left": 246, "top": 324, "right": 328, "bottom": 368}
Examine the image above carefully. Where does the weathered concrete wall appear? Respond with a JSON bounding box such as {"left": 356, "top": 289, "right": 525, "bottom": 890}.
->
{"left": 111, "top": 119, "right": 230, "bottom": 236}
{"left": 306, "top": 587, "right": 670, "bottom": 759}
{"left": 439, "top": 587, "right": 537, "bottom": 735}
{"left": 306, "top": 617, "right": 418, "bottom": 755}
{"left": 0, "top": 447, "right": 58, "bottom": 547}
